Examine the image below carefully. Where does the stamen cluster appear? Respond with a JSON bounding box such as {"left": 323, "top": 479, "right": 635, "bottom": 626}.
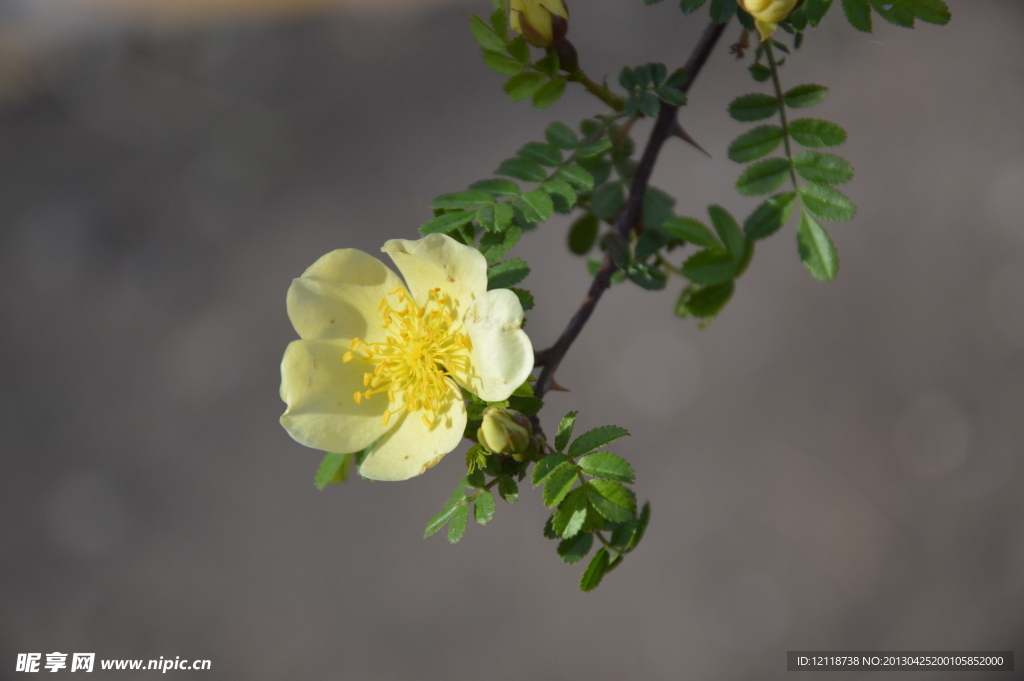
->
{"left": 344, "top": 287, "right": 472, "bottom": 428}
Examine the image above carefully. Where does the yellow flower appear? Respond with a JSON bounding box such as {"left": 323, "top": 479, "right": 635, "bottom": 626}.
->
{"left": 280, "top": 234, "right": 534, "bottom": 481}
{"left": 739, "top": 0, "right": 799, "bottom": 41}
{"left": 510, "top": 0, "right": 569, "bottom": 48}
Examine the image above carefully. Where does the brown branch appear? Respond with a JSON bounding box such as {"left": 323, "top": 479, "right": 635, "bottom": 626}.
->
{"left": 534, "top": 19, "right": 727, "bottom": 400}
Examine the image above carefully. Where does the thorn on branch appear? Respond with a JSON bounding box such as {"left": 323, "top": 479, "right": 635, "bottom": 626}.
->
{"left": 672, "top": 122, "right": 711, "bottom": 157}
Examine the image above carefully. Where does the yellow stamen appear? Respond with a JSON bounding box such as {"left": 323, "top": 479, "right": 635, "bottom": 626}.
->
{"left": 347, "top": 285, "right": 472, "bottom": 426}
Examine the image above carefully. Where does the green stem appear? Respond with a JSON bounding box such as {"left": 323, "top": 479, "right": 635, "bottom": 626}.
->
{"left": 655, "top": 254, "right": 683, "bottom": 277}
{"left": 568, "top": 71, "right": 626, "bottom": 111}
{"left": 764, "top": 42, "right": 800, "bottom": 189}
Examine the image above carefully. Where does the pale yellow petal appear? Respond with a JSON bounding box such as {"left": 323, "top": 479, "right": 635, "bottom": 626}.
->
{"left": 381, "top": 234, "right": 487, "bottom": 312}
{"left": 280, "top": 339, "right": 388, "bottom": 454}
{"left": 357, "top": 379, "right": 467, "bottom": 481}
{"left": 286, "top": 249, "right": 403, "bottom": 342}
{"left": 452, "top": 288, "right": 533, "bottom": 402}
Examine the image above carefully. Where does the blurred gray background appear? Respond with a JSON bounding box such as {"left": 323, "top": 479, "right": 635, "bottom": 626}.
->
{"left": 1, "top": 0, "right": 1022, "bottom": 679}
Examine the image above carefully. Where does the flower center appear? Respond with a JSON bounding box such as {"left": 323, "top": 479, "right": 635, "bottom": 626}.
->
{"left": 343, "top": 286, "right": 471, "bottom": 428}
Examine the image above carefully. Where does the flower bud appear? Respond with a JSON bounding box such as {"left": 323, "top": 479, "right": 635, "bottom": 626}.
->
{"left": 510, "top": 0, "right": 569, "bottom": 48}
{"left": 477, "top": 407, "right": 533, "bottom": 455}
{"left": 738, "top": 0, "right": 799, "bottom": 41}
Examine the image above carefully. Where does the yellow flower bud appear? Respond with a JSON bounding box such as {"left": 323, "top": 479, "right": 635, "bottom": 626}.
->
{"left": 510, "top": 0, "right": 569, "bottom": 48}
{"left": 477, "top": 407, "right": 533, "bottom": 455}
{"left": 738, "top": 0, "right": 799, "bottom": 41}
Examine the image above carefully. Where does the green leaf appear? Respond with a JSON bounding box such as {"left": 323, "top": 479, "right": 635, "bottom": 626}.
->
{"left": 532, "top": 79, "right": 567, "bottom": 109}
{"left": 798, "top": 182, "right": 856, "bottom": 221}
{"left": 904, "top": 0, "right": 950, "bottom": 25}
{"left": 629, "top": 502, "right": 651, "bottom": 550}
{"left": 557, "top": 165, "right": 595, "bottom": 191}
{"left": 494, "top": 203, "right": 515, "bottom": 231}
{"left": 661, "top": 217, "right": 722, "bottom": 250}
{"left": 514, "top": 189, "right": 554, "bottom": 223}
{"left": 508, "top": 394, "right": 542, "bottom": 417}
{"left": 683, "top": 249, "right": 738, "bottom": 286}
{"left": 420, "top": 210, "right": 476, "bottom": 235}
{"left": 578, "top": 451, "right": 635, "bottom": 483}
{"left": 535, "top": 53, "right": 560, "bottom": 79}
{"left": 545, "top": 121, "right": 579, "bottom": 149}
{"left": 557, "top": 532, "right": 594, "bottom": 564}
{"left": 543, "top": 514, "right": 557, "bottom": 539}
{"left": 728, "top": 93, "right": 780, "bottom": 122}
{"left": 314, "top": 451, "right": 350, "bottom": 489}
{"left": 651, "top": 62, "right": 667, "bottom": 86}
{"left": 708, "top": 205, "right": 746, "bottom": 261}
{"left": 872, "top": 0, "right": 914, "bottom": 27}
{"left": 634, "top": 227, "right": 668, "bottom": 262}
{"left": 568, "top": 425, "right": 630, "bottom": 458}
{"left": 675, "top": 281, "right": 735, "bottom": 319}
{"left": 580, "top": 548, "right": 611, "bottom": 592}
{"left": 797, "top": 209, "right": 839, "bottom": 281}
{"left": 627, "top": 263, "right": 668, "bottom": 290}
{"left": 709, "top": 0, "right": 737, "bottom": 22}
{"left": 642, "top": 186, "right": 676, "bottom": 232}
{"left": 665, "top": 68, "right": 688, "bottom": 89}
{"left": 784, "top": 84, "right": 829, "bottom": 109}
{"left": 432, "top": 190, "right": 495, "bottom": 210}
{"left": 793, "top": 151, "right": 853, "bottom": 185}
{"left": 469, "top": 178, "right": 520, "bottom": 197}
{"left": 490, "top": 3, "right": 507, "bottom": 34}
{"left": 744, "top": 191, "right": 797, "bottom": 240}
{"left": 576, "top": 139, "right": 613, "bottom": 159}
{"left": 736, "top": 157, "right": 791, "bottom": 196}
{"left": 637, "top": 91, "right": 661, "bottom": 118}
{"left": 542, "top": 177, "right": 577, "bottom": 212}
{"left": 805, "top": 0, "right": 834, "bottom": 25}
{"left": 510, "top": 287, "right": 534, "bottom": 311}
{"left": 463, "top": 464, "right": 486, "bottom": 486}
{"left": 727, "top": 125, "right": 784, "bottom": 163}
{"left": 474, "top": 490, "right": 496, "bottom": 525}
{"left": 553, "top": 487, "right": 588, "bottom": 538}
{"left": 590, "top": 183, "right": 626, "bottom": 221}
{"left": 498, "top": 476, "right": 519, "bottom": 503}
{"left": 517, "top": 142, "right": 562, "bottom": 167}
{"left": 841, "top": 0, "right": 872, "bottom": 30}
{"left": 425, "top": 487, "right": 467, "bottom": 537}
{"left": 543, "top": 464, "right": 579, "bottom": 507}
{"left": 495, "top": 158, "right": 547, "bottom": 182}
{"left": 479, "top": 224, "right": 522, "bottom": 263}
{"left": 586, "top": 480, "right": 636, "bottom": 522}
{"left": 679, "top": 0, "right": 707, "bottom": 14}
{"left": 602, "top": 232, "right": 631, "bottom": 269}
{"left": 789, "top": 118, "right": 847, "bottom": 148}
{"left": 504, "top": 72, "right": 546, "bottom": 102}
{"left": 748, "top": 63, "right": 772, "bottom": 83}
{"left": 506, "top": 36, "right": 530, "bottom": 63}
{"left": 568, "top": 213, "right": 599, "bottom": 255}
{"left": 655, "top": 86, "right": 688, "bottom": 107}
{"left": 482, "top": 50, "right": 525, "bottom": 76}
{"left": 555, "top": 411, "right": 577, "bottom": 452}
{"left": 470, "top": 14, "right": 507, "bottom": 52}
{"left": 633, "top": 64, "right": 652, "bottom": 89}
{"left": 532, "top": 454, "right": 572, "bottom": 486}
{"left": 487, "top": 258, "right": 531, "bottom": 289}
{"left": 447, "top": 504, "right": 469, "bottom": 543}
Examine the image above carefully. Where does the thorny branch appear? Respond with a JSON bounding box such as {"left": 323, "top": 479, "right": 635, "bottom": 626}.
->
{"left": 534, "top": 19, "right": 728, "bottom": 401}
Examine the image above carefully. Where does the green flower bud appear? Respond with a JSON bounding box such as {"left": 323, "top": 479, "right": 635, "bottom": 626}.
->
{"left": 510, "top": 0, "right": 569, "bottom": 48}
{"left": 477, "top": 407, "right": 533, "bottom": 455}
